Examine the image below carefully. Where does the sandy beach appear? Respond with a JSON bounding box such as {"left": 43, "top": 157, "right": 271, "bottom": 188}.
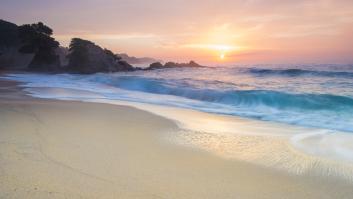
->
{"left": 2, "top": 0, "right": 353, "bottom": 197}
{"left": 1, "top": 79, "right": 353, "bottom": 199}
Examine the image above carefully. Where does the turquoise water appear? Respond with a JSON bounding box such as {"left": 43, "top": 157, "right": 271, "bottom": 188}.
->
{"left": 5, "top": 64, "right": 353, "bottom": 132}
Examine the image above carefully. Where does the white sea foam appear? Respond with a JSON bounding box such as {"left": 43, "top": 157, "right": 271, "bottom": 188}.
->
{"left": 18, "top": 86, "right": 353, "bottom": 180}
{"left": 3, "top": 66, "right": 353, "bottom": 179}
{"left": 4, "top": 70, "right": 353, "bottom": 133}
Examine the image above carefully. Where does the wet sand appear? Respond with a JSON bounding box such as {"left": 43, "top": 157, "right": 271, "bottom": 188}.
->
{"left": 1, "top": 79, "right": 353, "bottom": 198}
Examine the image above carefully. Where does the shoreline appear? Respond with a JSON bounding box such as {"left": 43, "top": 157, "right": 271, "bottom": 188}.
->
{"left": 1, "top": 78, "right": 353, "bottom": 198}
{"left": 17, "top": 85, "right": 353, "bottom": 178}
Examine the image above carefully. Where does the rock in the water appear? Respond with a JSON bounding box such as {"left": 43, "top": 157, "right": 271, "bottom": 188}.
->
{"left": 145, "top": 60, "right": 204, "bottom": 70}
{"left": 147, "top": 62, "right": 164, "bottom": 70}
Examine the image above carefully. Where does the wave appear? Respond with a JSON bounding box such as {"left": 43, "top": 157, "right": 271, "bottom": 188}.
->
{"left": 4, "top": 72, "right": 353, "bottom": 132}
{"left": 92, "top": 75, "right": 353, "bottom": 112}
{"left": 247, "top": 68, "right": 353, "bottom": 78}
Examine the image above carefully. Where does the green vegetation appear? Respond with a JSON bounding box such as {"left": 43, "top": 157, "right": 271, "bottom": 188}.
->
{"left": 1, "top": 19, "right": 201, "bottom": 73}
{"left": 18, "top": 22, "right": 60, "bottom": 70}
{"left": 67, "top": 38, "right": 91, "bottom": 72}
{"left": 67, "top": 38, "right": 135, "bottom": 73}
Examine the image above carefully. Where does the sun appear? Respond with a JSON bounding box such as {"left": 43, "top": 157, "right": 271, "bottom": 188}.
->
{"left": 220, "top": 53, "right": 225, "bottom": 60}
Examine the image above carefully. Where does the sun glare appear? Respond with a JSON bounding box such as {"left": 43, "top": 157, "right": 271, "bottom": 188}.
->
{"left": 206, "top": 45, "right": 235, "bottom": 61}
{"left": 183, "top": 43, "right": 236, "bottom": 61}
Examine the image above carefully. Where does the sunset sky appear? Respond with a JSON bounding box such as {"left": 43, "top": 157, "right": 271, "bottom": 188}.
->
{"left": 2, "top": 0, "right": 353, "bottom": 65}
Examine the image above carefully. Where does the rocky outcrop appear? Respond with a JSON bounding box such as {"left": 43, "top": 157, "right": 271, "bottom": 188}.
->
{"left": 17, "top": 22, "right": 61, "bottom": 71}
{"left": 0, "top": 19, "right": 206, "bottom": 74}
{"left": 145, "top": 61, "right": 204, "bottom": 70}
{"left": 0, "top": 20, "right": 136, "bottom": 73}
{"left": 0, "top": 46, "right": 34, "bottom": 70}
{"left": 67, "top": 38, "right": 135, "bottom": 74}
{"left": 147, "top": 62, "right": 164, "bottom": 70}
{"left": 0, "top": 20, "right": 34, "bottom": 69}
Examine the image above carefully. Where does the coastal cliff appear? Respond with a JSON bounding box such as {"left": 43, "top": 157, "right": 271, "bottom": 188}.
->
{"left": 0, "top": 20, "right": 34, "bottom": 69}
{"left": 0, "top": 19, "right": 204, "bottom": 73}
{"left": 66, "top": 38, "right": 134, "bottom": 74}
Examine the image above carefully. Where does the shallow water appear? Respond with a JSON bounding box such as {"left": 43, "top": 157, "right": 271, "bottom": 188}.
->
{"left": 4, "top": 65, "right": 353, "bottom": 179}
{"left": 5, "top": 64, "right": 353, "bottom": 132}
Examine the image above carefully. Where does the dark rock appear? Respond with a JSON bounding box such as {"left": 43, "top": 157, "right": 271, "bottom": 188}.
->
{"left": 145, "top": 60, "right": 204, "bottom": 70}
{"left": 0, "top": 19, "right": 204, "bottom": 74}
{"left": 164, "top": 62, "right": 177, "bottom": 68}
{"left": 0, "top": 20, "right": 34, "bottom": 70}
{"left": 117, "top": 60, "right": 135, "bottom": 71}
{"left": 67, "top": 38, "right": 135, "bottom": 74}
{"left": 147, "top": 62, "right": 164, "bottom": 70}
{"left": 188, "top": 60, "right": 201, "bottom": 67}
{"left": 17, "top": 22, "right": 61, "bottom": 71}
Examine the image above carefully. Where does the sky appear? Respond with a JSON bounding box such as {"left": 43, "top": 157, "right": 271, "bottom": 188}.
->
{"left": 1, "top": 0, "right": 353, "bottom": 65}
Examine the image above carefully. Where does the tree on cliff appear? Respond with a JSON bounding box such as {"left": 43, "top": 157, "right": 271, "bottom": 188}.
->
{"left": 18, "top": 22, "right": 60, "bottom": 70}
{"left": 67, "top": 38, "right": 135, "bottom": 73}
{"left": 67, "top": 38, "right": 92, "bottom": 72}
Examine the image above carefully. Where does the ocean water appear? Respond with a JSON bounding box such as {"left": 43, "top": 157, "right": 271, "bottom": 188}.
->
{"left": 5, "top": 64, "right": 353, "bottom": 175}
{"left": 5, "top": 64, "right": 353, "bottom": 133}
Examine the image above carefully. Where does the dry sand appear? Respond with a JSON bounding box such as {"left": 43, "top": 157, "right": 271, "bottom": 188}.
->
{"left": 1, "top": 79, "right": 353, "bottom": 199}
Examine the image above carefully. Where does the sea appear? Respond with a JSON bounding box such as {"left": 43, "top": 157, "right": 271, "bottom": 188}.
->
{"left": 4, "top": 64, "right": 353, "bottom": 175}
{"left": 6, "top": 64, "right": 353, "bottom": 132}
